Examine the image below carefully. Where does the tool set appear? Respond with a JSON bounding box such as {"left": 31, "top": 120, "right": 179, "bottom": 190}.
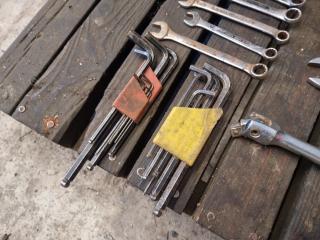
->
{"left": 135, "top": 64, "right": 231, "bottom": 216}
{"left": 60, "top": 0, "right": 320, "bottom": 225}
{"left": 61, "top": 31, "right": 178, "bottom": 187}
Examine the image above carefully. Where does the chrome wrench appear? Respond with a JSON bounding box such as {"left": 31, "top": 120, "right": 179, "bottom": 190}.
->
{"left": 230, "top": 113, "right": 320, "bottom": 166}
{"left": 150, "top": 21, "right": 268, "bottom": 79}
{"left": 178, "top": 0, "right": 290, "bottom": 44}
{"left": 184, "top": 11, "right": 278, "bottom": 61}
{"left": 229, "top": 0, "right": 302, "bottom": 24}
{"left": 273, "top": 0, "right": 306, "bottom": 8}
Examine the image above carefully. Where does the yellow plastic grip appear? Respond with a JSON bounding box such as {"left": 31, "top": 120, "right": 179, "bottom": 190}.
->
{"left": 153, "top": 107, "right": 223, "bottom": 166}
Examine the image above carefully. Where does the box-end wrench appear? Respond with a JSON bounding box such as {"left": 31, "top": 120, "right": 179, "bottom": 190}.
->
{"left": 150, "top": 21, "right": 268, "bottom": 79}
{"left": 178, "top": 0, "right": 290, "bottom": 44}
{"left": 273, "top": 0, "right": 306, "bottom": 8}
{"left": 229, "top": 0, "right": 302, "bottom": 24}
{"left": 184, "top": 11, "right": 278, "bottom": 61}
{"left": 230, "top": 113, "right": 320, "bottom": 166}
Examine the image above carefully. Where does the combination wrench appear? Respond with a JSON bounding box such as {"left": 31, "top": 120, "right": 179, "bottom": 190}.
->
{"left": 178, "top": 0, "right": 290, "bottom": 44}
{"left": 273, "top": 0, "right": 306, "bottom": 8}
{"left": 150, "top": 21, "right": 268, "bottom": 79}
{"left": 230, "top": 113, "right": 320, "bottom": 166}
{"left": 184, "top": 11, "right": 278, "bottom": 61}
{"left": 229, "top": 0, "right": 302, "bottom": 24}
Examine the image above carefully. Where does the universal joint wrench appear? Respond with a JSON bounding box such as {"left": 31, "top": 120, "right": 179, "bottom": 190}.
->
{"left": 150, "top": 21, "right": 268, "bottom": 79}
{"left": 273, "top": 0, "right": 306, "bottom": 8}
{"left": 230, "top": 113, "right": 320, "bottom": 166}
{"left": 229, "top": 0, "right": 302, "bottom": 24}
{"left": 179, "top": 0, "right": 290, "bottom": 44}
{"left": 184, "top": 11, "right": 278, "bottom": 61}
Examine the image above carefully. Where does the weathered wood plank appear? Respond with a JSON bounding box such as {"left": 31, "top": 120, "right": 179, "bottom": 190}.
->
{"left": 194, "top": 0, "right": 320, "bottom": 238}
{"left": 270, "top": 118, "right": 320, "bottom": 240}
{"left": 0, "top": 0, "right": 99, "bottom": 114}
{"left": 12, "top": 0, "right": 158, "bottom": 142}
{"left": 128, "top": 0, "right": 279, "bottom": 214}
{"left": 80, "top": 0, "right": 214, "bottom": 175}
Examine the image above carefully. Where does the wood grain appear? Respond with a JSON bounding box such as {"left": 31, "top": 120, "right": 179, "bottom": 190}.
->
{"left": 80, "top": 0, "right": 215, "bottom": 175}
{"left": 12, "top": 0, "right": 158, "bottom": 141}
{"left": 194, "top": 0, "right": 320, "bottom": 238}
{"left": 0, "top": 0, "right": 99, "bottom": 114}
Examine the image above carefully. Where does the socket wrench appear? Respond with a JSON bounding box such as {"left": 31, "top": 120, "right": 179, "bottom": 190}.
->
{"left": 230, "top": 0, "right": 302, "bottom": 24}
{"left": 179, "top": 0, "right": 290, "bottom": 44}
{"left": 231, "top": 113, "right": 320, "bottom": 166}
{"left": 150, "top": 21, "right": 268, "bottom": 79}
{"left": 184, "top": 11, "right": 278, "bottom": 61}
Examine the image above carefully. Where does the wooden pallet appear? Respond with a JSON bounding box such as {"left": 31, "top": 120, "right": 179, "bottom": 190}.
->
{"left": 1, "top": 0, "right": 320, "bottom": 239}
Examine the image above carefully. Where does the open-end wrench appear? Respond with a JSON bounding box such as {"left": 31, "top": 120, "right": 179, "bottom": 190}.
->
{"left": 308, "top": 58, "right": 320, "bottom": 90}
{"left": 184, "top": 11, "right": 278, "bottom": 61}
{"left": 229, "top": 0, "right": 302, "bottom": 24}
{"left": 150, "top": 21, "right": 268, "bottom": 79}
{"left": 178, "top": 0, "right": 290, "bottom": 44}
{"left": 273, "top": 0, "right": 306, "bottom": 8}
{"left": 230, "top": 113, "right": 320, "bottom": 166}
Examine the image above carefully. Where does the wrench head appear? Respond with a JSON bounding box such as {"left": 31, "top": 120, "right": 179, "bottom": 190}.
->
{"left": 308, "top": 58, "right": 320, "bottom": 67}
{"left": 289, "top": 0, "right": 306, "bottom": 8}
{"left": 284, "top": 8, "right": 302, "bottom": 24}
{"left": 308, "top": 77, "right": 320, "bottom": 90}
{"left": 178, "top": 0, "right": 197, "bottom": 8}
{"left": 184, "top": 11, "right": 201, "bottom": 27}
{"left": 150, "top": 21, "right": 169, "bottom": 40}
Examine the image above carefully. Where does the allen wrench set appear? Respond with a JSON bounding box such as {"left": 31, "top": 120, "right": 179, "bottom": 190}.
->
{"left": 61, "top": 31, "right": 178, "bottom": 187}
{"left": 135, "top": 64, "right": 231, "bottom": 216}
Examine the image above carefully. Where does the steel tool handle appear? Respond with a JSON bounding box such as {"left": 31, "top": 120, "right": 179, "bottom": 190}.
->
{"left": 191, "top": 0, "right": 290, "bottom": 44}
{"left": 230, "top": 0, "right": 302, "bottom": 23}
{"left": 274, "top": 132, "right": 320, "bottom": 166}
{"left": 165, "top": 30, "right": 267, "bottom": 79}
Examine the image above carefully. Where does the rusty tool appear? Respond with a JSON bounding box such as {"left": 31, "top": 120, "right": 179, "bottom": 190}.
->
{"left": 61, "top": 32, "right": 170, "bottom": 187}
{"left": 230, "top": 113, "right": 320, "bottom": 166}
{"left": 308, "top": 58, "right": 320, "bottom": 90}
{"left": 153, "top": 64, "right": 231, "bottom": 216}
{"left": 178, "top": 0, "right": 290, "bottom": 44}
{"left": 150, "top": 21, "right": 268, "bottom": 79}
{"left": 184, "top": 11, "right": 278, "bottom": 61}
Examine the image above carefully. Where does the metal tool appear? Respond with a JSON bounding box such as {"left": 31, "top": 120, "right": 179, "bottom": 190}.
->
{"left": 150, "top": 21, "right": 268, "bottom": 79}
{"left": 86, "top": 36, "right": 178, "bottom": 171}
{"left": 230, "top": 113, "right": 320, "bottom": 166}
{"left": 308, "top": 58, "right": 320, "bottom": 90}
{"left": 153, "top": 64, "right": 231, "bottom": 216}
{"left": 273, "top": 0, "right": 306, "bottom": 8}
{"left": 61, "top": 32, "right": 178, "bottom": 187}
{"left": 184, "top": 11, "right": 278, "bottom": 61}
{"left": 178, "top": 0, "right": 290, "bottom": 44}
{"left": 229, "top": 0, "right": 302, "bottom": 24}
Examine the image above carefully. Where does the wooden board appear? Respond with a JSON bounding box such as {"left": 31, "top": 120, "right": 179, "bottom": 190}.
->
{"left": 0, "top": 0, "right": 99, "bottom": 114}
{"left": 194, "top": 0, "right": 320, "bottom": 238}
{"left": 270, "top": 117, "right": 320, "bottom": 240}
{"left": 11, "top": 0, "right": 158, "bottom": 142}
{"left": 128, "top": 0, "right": 279, "bottom": 215}
{"left": 79, "top": 0, "right": 215, "bottom": 175}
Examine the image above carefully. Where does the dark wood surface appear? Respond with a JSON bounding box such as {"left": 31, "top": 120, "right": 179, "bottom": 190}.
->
{"left": 11, "top": 0, "right": 158, "bottom": 142}
{"left": 80, "top": 0, "right": 215, "bottom": 175}
{"left": 1, "top": 0, "right": 319, "bottom": 239}
{"left": 0, "top": 0, "right": 99, "bottom": 114}
{"left": 194, "top": 0, "right": 320, "bottom": 239}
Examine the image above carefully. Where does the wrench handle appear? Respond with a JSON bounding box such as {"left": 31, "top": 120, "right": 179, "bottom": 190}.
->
{"left": 165, "top": 31, "right": 259, "bottom": 78}
{"left": 274, "top": 132, "right": 320, "bottom": 166}
{"left": 195, "top": 0, "right": 289, "bottom": 43}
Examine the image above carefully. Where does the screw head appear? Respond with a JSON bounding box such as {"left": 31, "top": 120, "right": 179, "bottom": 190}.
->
{"left": 18, "top": 105, "right": 26, "bottom": 113}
